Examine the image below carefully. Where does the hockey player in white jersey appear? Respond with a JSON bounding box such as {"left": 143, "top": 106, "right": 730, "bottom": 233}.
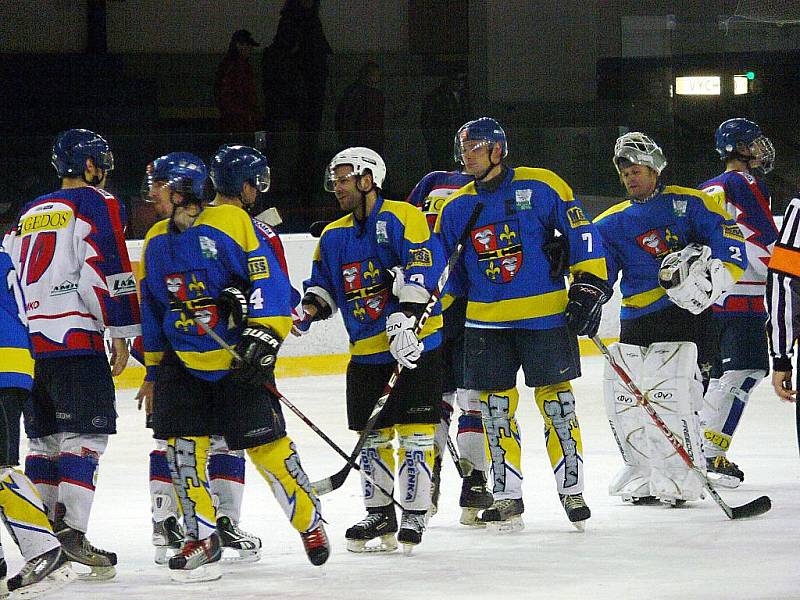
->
{"left": 4, "top": 129, "right": 141, "bottom": 579}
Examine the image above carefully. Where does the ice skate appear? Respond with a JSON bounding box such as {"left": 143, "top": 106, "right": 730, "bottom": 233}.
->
{"left": 345, "top": 505, "right": 398, "bottom": 553}
{"left": 480, "top": 498, "right": 524, "bottom": 533}
{"left": 55, "top": 524, "right": 116, "bottom": 581}
{"left": 459, "top": 470, "right": 494, "bottom": 527}
{"left": 153, "top": 516, "right": 184, "bottom": 566}
{"left": 7, "top": 546, "right": 76, "bottom": 599}
{"left": 622, "top": 495, "right": 660, "bottom": 505}
{"left": 706, "top": 456, "right": 743, "bottom": 489}
{"left": 397, "top": 511, "right": 426, "bottom": 556}
{"left": 560, "top": 493, "right": 591, "bottom": 531}
{"left": 217, "top": 516, "right": 262, "bottom": 563}
{"left": 300, "top": 523, "right": 331, "bottom": 566}
{"left": 168, "top": 532, "right": 222, "bottom": 583}
{"left": 426, "top": 454, "right": 443, "bottom": 520}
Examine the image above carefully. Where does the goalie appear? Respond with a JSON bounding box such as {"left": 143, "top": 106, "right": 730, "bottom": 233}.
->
{"left": 594, "top": 132, "right": 746, "bottom": 506}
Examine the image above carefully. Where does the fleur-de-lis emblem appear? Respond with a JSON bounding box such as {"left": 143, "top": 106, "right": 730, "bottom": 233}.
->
{"left": 353, "top": 303, "right": 366, "bottom": 320}
{"left": 175, "top": 312, "right": 195, "bottom": 332}
{"left": 475, "top": 228, "right": 493, "bottom": 249}
{"left": 364, "top": 261, "right": 380, "bottom": 282}
{"left": 188, "top": 274, "right": 205, "bottom": 294}
{"left": 499, "top": 224, "right": 516, "bottom": 243}
{"left": 485, "top": 261, "right": 500, "bottom": 279}
{"left": 665, "top": 227, "right": 678, "bottom": 246}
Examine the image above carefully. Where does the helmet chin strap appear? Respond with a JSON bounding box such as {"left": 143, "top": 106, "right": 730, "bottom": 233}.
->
{"left": 83, "top": 169, "right": 104, "bottom": 186}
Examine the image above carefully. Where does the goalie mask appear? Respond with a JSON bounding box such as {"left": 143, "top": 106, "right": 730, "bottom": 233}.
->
{"left": 613, "top": 132, "right": 667, "bottom": 176}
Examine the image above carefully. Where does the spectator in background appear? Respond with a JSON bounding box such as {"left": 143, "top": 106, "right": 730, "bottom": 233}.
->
{"left": 214, "top": 29, "right": 262, "bottom": 134}
{"left": 421, "top": 72, "right": 470, "bottom": 171}
{"left": 335, "top": 60, "right": 385, "bottom": 155}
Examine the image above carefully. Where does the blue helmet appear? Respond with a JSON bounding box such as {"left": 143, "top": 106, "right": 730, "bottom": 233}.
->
{"left": 51, "top": 128, "right": 114, "bottom": 178}
{"left": 147, "top": 152, "right": 208, "bottom": 200}
{"left": 453, "top": 117, "right": 508, "bottom": 164}
{"left": 209, "top": 145, "right": 271, "bottom": 197}
{"left": 714, "top": 118, "right": 775, "bottom": 173}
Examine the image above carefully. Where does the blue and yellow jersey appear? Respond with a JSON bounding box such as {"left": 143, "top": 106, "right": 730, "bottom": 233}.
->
{"left": 304, "top": 196, "right": 445, "bottom": 364}
{"left": 0, "top": 249, "right": 34, "bottom": 390}
{"left": 139, "top": 204, "right": 294, "bottom": 381}
{"left": 435, "top": 166, "right": 608, "bottom": 330}
{"left": 594, "top": 184, "right": 747, "bottom": 322}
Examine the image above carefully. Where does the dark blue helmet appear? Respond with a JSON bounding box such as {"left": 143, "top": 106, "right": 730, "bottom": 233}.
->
{"left": 147, "top": 152, "right": 208, "bottom": 200}
{"left": 51, "top": 129, "right": 114, "bottom": 178}
{"left": 453, "top": 117, "right": 508, "bottom": 164}
{"left": 715, "top": 118, "right": 775, "bottom": 173}
{"left": 209, "top": 145, "right": 271, "bottom": 197}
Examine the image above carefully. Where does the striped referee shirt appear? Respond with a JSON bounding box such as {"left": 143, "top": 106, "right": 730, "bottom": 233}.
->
{"left": 766, "top": 197, "right": 800, "bottom": 371}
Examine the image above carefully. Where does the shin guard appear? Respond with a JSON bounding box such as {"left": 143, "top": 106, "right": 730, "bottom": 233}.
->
{"left": 208, "top": 436, "right": 246, "bottom": 523}
{"left": 480, "top": 388, "right": 522, "bottom": 499}
{"left": 457, "top": 389, "right": 489, "bottom": 473}
{"left": 57, "top": 433, "right": 107, "bottom": 532}
{"left": 701, "top": 370, "right": 765, "bottom": 457}
{"left": 397, "top": 424, "right": 435, "bottom": 512}
{"left": 535, "top": 382, "right": 584, "bottom": 495}
{"left": 166, "top": 436, "right": 216, "bottom": 540}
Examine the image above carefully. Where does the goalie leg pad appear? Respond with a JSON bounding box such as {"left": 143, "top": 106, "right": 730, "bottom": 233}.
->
{"left": 57, "top": 433, "right": 107, "bottom": 533}
{"left": 358, "top": 428, "right": 396, "bottom": 509}
{"left": 208, "top": 436, "right": 246, "bottom": 524}
{"left": 247, "top": 437, "right": 322, "bottom": 534}
{"left": 0, "top": 467, "right": 60, "bottom": 560}
{"left": 397, "top": 424, "right": 435, "bottom": 513}
{"left": 535, "top": 382, "right": 584, "bottom": 495}
{"left": 640, "top": 342, "right": 706, "bottom": 502}
{"left": 167, "top": 436, "right": 216, "bottom": 540}
{"left": 457, "top": 389, "right": 489, "bottom": 472}
{"left": 480, "top": 388, "right": 522, "bottom": 500}
{"left": 604, "top": 343, "right": 652, "bottom": 498}
{"left": 701, "top": 369, "right": 765, "bottom": 457}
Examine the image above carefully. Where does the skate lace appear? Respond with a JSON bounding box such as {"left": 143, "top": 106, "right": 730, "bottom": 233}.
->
{"left": 561, "top": 495, "right": 586, "bottom": 511}
{"left": 82, "top": 536, "right": 111, "bottom": 558}
{"left": 357, "top": 513, "right": 386, "bottom": 529}
{"left": 494, "top": 499, "right": 518, "bottom": 512}
{"left": 400, "top": 513, "right": 426, "bottom": 533}
{"left": 713, "top": 456, "right": 736, "bottom": 469}
{"left": 301, "top": 525, "right": 328, "bottom": 550}
{"left": 180, "top": 539, "right": 209, "bottom": 559}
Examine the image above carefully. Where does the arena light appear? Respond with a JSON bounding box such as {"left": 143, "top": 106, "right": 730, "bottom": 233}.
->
{"left": 675, "top": 76, "right": 721, "bottom": 95}
{"left": 734, "top": 75, "right": 749, "bottom": 95}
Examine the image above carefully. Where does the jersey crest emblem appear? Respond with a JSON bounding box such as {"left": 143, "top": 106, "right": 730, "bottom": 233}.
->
{"left": 636, "top": 228, "right": 672, "bottom": 258}
{"left": 341, "top": 258, "right": 389, "bottom": 322}
{"left": 471, "top": 220, "right": 523, "bottom": 283}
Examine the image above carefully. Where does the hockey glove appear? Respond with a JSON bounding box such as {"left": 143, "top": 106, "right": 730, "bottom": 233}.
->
{"left": 230, "top": 326, "right": 282, "bottom": 387}
{"left": 386, "top": 311, "right": 424, "bottom": 369}
{"left": 659, "top": 243, "right": 733, "bottom": 315}
{"left": 565, "top": 272, "right": 613, "bottom": 337}
{"left": 217, "top": 285, "right": 249, "bottom": 329}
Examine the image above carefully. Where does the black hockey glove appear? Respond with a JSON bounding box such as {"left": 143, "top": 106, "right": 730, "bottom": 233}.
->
{"left": 543, "top": 232, "right": 569, "bottom": 279}
{"left": 217, "top": 285, "right": 249, "bottom": 329}
{"left": 565, "top": 273, "right": 613, "bottom": 337}
{"left": 230, "top": 326, "right": 282, "bottom": 387}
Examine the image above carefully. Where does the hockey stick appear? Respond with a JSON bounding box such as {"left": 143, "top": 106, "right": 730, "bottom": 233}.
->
{"left": 592, "top": 336, "right": 771, "bottom": 520}
{"left": 446, "top": 433, "right": 472, "bottom": 478}
{"left": 311, "top": 201, "right": 485, "bottom": 496}
{"left": 167, "top": 292, "right": 402, "bottom": 508}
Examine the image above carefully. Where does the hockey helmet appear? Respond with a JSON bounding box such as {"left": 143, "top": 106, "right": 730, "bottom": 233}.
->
{"left": 453, "top": 117, "right": 508, "bottom": 164}
{"left": 325, "top": 147, "right": 386, "bottom": 192}
{"left": 147, "top": 152, "right": 208, "bottom": 200}
{"left": 714, "top": 118, "right": 774, "bottom": 173}
{"left": 51, "top": 129, "right": 114, "bottom": 178}
{"left": 613, "top": 132, "right": 667, "bottom": 175}
{"left": 210, "top": 144, "right": 271, "bottom": 196}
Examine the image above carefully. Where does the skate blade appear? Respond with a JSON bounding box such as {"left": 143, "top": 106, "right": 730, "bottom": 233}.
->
{"left": 221, "top": 547, "right": 262, "bottom": 564}
{"left": 486, "top": 516, "right": 524, "bottom": 534}
{"left": 154, "top": 546, "right": 180, "bottom": 566}
{"left": 169, "top": 563, "right": 222, "bottom": 583}
{"left": 659, "top": 498, "right": 688, "bottom": 507}
{"left": 401, "top": 543, "right": 417, "bottom": 556}
{"left": 72, "top": 563, "right": 116, "bottom": 582}
{"left": 459, "top": 508, "right": 487, "bottom": 527}
{"left": 707, "top": 472, "right": 742, "bottom": 489}
{"left": 11, "top": 564, "right": 78, "bottom": 599}
{"left": 346, "top": 534, "right": 398, "bottom": 553}
{"left": 571, "top": 520, "right": 586, "bottom": 532}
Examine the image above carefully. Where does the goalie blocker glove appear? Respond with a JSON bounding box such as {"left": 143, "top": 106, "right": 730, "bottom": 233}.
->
{"left": 659, "top": 243, "right": 733, "bottom": 315}
{"left": 565, "top": 272, "right": 612, "bottom": 337}
{"left": 230, "top": 326, "right": 281, "bottom": 387}
{"left": 217, "top": 284, "right": 249, "bottom": 328}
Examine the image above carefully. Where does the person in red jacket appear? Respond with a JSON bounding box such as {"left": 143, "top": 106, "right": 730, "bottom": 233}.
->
{"left": 214, "top": 29, "right": 262, "bottom": 133}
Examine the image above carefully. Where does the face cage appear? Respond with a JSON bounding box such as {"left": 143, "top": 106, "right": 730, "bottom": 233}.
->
{"left": 454, "top": 139, "right": 493, "bottom": 165}
{"left": 747, "top": 136, "right": 775, "bottom": 174}
{"left": 95, "top": 149, "right": 114, "bottom": 172}
{"left": 249, "top": 166, "right": 271, "bottom": 193}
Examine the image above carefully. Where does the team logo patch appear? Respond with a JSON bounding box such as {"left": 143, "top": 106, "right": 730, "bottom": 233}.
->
{"left": 406, "top": 247, "right": 432, "bottom": 268}
{"left": 341, "top": 258, "right": 389, "bottom": 322}
{"left": 515, "top": 189, "right": 532, "bottom": 210}
{"left": 566, "top": 205, "right": 590, "bottom": 228}
{"left": 636, "top": 228, "right": 673, "bottom": 258}
{"left": 672, "top": 199, "right": 688, "bottom": 217}
{"left": 20, "top": 210, "right": 72, "bottom": 234}
{"left": 248, "top": 256, "right": 270, "bottom": 280}
{"left": 471, "top": 220, "right": 523, "bottom": 283}
{"left": 199, "top": 235, "right": 218, "bottom": 259}
{"left": 723, "top": 224, "right": 745, "bottom": 242}
{"left": 106, "top": 272, "right": 137, "bottom": 297}
{"left": 376, "top": 220, "right": 388, "bottom": 245}
{"left": 50, "top": 280, "right": 78, "bottom": 297}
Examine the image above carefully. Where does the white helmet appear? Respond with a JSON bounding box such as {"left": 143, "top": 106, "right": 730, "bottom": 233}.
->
{"left": 324, "top": 147, "right": 386, "bottom": 192}
{"left": 613, "top": 132, "right": 667, "bottom": 175}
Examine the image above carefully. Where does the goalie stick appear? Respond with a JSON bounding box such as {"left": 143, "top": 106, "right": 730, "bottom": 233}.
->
{"left": 592, "top": 336, "right": 771, "bottom": 520}
{"left": 167, "top": 291, "right": 403, "bottom": 509}
{"left": 311, "top": 201, "right": 485, "bottom": 496}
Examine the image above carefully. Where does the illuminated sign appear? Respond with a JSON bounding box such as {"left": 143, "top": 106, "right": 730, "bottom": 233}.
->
{"left": 675, "top": 76, "right": 720, "bottom": 95}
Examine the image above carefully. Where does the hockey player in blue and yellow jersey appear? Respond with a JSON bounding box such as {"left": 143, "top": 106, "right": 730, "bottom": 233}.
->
{"left": 140, "top": 153, "right": 328, "bottom": 581}
{"left": 302, "top": 147, "right": 445, "bottom": 553}
{"left": 698, "top": 119, "right": 779, "bottom": 486}
{"left": 594, "top": 132, "right": 746, "bottom": 506}
{"left": 0, "top": 248, "right": 75, "bottom": 597}
{"left": 436, "top": 118, "right": 612, "bottom": 532}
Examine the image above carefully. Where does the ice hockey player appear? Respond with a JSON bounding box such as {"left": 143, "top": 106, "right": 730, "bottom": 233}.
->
{"left": 139, "top": 153, "right": 328, "bottom": 582}
{"left": 0, "top": 246, "right": 76, "bottom": 597}
{"left": 594, "top": 131, "right": 746, "bottom": 506}
{"left": 4, "top": 128, "right": 141, "bottom": 579}
{"left": 406, "top": 166, "right": 492, "bottom": 525}
{"left": 435, "top": 118, "right": 611, "bottom": 532}
{"left": 698, "top": 118, "right": 779, "bottom": 487}
{"left": 301, "top": 147, "right": 444, "bottom": 554}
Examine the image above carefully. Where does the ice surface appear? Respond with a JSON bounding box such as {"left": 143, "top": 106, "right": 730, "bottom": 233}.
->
{"left": 8, "top": 357, "right": 797, "bottom": 599}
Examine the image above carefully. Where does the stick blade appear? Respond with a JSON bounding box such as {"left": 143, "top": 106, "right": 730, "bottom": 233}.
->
{"left": 311, "top": 466, "right": 351, "bottom": 497}
{"left": 730, "top": 495, "right": 772, "bottom": 520}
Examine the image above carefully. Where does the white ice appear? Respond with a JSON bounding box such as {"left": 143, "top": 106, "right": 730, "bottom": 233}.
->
{"left": 6, "top": 356, "right": 798, "bottom": 600}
